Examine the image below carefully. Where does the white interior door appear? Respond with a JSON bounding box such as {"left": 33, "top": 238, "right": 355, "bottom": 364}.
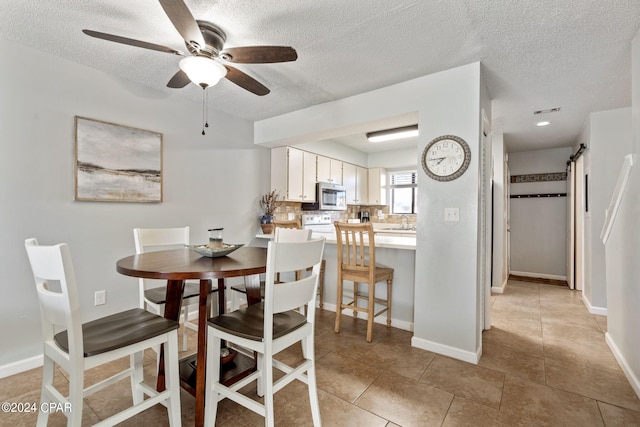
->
{"left": 574, "top": 156, "right": 585, "bottom": 291}
{"left": 506, "top": 163, "right": 511, "bottom": 277}
{"left": 567, "top": 162, "right": 575, "bottom": 289}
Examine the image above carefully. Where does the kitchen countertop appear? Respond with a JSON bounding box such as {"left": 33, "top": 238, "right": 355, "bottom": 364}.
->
{"left": 256, "top": 230, "right": 416, "bottom": 251}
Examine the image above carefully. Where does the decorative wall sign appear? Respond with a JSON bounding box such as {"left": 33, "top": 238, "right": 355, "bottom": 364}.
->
{"left": 510, "top": 172, "right": 566, "bottom": 183}
{"left": 74, "top": 116, "right": 162, "bottom": 202}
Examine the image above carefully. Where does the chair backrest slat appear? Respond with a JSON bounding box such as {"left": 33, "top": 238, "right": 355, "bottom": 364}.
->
{"left": 25, "top": 238, "right": 83, "bottom": 356}
{"left": 263, "top": 238, "right": 325, "bottom": 325}
{"left": 334, "top": 222, "right": 376, "bottom": 275}
{"left": 133, "top": 227, "right": 190, "bottom": 253}
{"left": 133, "top": 227, "right": 191, "bottom": 307}
{"left": 272, "top": 218, "right": 302, "bottom": 229}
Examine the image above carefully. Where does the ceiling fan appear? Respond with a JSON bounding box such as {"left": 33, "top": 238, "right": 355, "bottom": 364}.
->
{"left": 82, "top": 0, "right": 297, "bottom": 96}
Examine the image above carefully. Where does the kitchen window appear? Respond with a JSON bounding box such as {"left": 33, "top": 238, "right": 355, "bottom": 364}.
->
{"left": 390, "top": 170, "right": 417, "bottom": 214}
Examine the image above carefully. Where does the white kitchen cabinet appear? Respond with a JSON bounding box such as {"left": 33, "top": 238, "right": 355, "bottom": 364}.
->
{"left": 368, "top": 167, "right": 387, "bottom": 205}
{"left": 343, "top": 163, "right": 369, "bottom": 205}
{"left": 317, "top": 155, "right": 342, "bottom": 185}
{"left": 271, "top": 147, "right": 317, "bottom": 202}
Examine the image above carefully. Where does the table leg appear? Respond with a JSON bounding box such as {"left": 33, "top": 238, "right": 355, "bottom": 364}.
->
{"left": 194, "top": 279, "right": 212, "bottom": 427}
{"left": 157, "top": 279, "right": 184, "bottom": 392}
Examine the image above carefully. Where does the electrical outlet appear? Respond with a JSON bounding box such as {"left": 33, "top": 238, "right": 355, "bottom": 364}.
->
{"left": 444, "top": 207, "right": 460, "bottom": 222}
{"left": 94, "top": 290, "right": 106, "bottom": 306}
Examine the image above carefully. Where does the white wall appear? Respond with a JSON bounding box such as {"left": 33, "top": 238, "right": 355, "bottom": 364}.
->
{"left": 583, "top": 108, "right": 632, "bottom": 311}
{"left": 296, "top": 139, "right": 369, "bottom": 166}
{"left": 507, "top": 147, "right": 572, "bottom": 278}
{"left": 603, "top": 28, "right": 640, "bottom": 398}
{"left": 491, "top": 132, "right": 507, "bottom": 292}
{"left": 368, "top": 148, "right": 418, "bottom": 169}
{"left": 255, "top": 62, "right": 487, "bottom": 363}
{"left": 0, "top": 38, "right": 270, "bottom": 369}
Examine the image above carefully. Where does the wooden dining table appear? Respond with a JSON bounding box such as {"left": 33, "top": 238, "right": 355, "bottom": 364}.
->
{"left": 116, "top": 246, "right": 267, "bottom": 427}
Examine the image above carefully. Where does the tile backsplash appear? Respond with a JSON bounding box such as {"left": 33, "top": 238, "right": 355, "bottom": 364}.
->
{"left": 273, "top": 202, "right": 416, "bottom": 226}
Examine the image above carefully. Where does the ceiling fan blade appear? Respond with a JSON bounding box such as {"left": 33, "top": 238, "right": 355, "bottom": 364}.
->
{"left": 221, "top": 46, "right": 298, "bottom": 64}
{"left": 166, "top": 70, "right": 191, "bottom": 88}
{"left": 224, "top": 65, "right": 270, "bottom": 96}
{"left": 158, "top": 0, "right": 205, "bottom": 50}
{"left": 82, "top": 29, "right": 184, "bottom": 55}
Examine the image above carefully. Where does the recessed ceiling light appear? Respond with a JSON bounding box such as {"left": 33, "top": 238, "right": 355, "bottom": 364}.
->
{"left": 366, "top": 125, "right": 419, "bottom": 142}
{"left": 536, "top": 121, "right": 550, "bottom": 127}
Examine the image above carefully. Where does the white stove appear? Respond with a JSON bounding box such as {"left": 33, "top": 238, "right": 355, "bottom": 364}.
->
{"left": 301, "top": 214, "right": 335, "bottom": 233}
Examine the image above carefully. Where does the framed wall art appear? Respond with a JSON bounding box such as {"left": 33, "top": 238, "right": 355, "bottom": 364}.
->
{"left": 74, "top": 116, "right": 163, "bottom": 202}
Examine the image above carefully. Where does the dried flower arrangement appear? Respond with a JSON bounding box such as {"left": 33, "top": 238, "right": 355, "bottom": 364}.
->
{"left": 259, "top": 190, "right": 283, "bottom": 217}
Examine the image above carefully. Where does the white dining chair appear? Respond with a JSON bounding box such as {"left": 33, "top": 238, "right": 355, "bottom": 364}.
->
{"left": 25, "top": 238, "right": 182, "bottom": 427}
{"left": 134, "top": 226, "right": 218, "bottom": 351}
{"left": 204, "top": 236, "right": 325, "bottom": 427}
{"left": 229, "top": 227, "right": 314, "bottom": 310}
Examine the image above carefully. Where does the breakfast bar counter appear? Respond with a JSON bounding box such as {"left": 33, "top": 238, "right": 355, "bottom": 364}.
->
{"left": 255, "top": 230, "right": 416, "bottom": 331}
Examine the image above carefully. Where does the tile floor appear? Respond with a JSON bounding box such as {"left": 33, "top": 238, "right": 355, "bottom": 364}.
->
{"left": 2, "top": 279, "right": 640, "bottom": 426}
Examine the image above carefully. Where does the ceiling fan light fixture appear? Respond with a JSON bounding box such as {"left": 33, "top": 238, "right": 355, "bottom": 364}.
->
{"left": 367, "top": 125, "right": 419, "bottom": 143}
{"left": 179, "top": 56, "right": 227, "bottom": 88}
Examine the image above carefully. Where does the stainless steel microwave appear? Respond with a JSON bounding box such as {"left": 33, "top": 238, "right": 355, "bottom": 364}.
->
{"left": 302, "top": 182, "right": 347, "bottom": 211}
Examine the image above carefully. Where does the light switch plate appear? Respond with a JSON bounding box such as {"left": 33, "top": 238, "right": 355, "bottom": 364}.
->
{"left": 444, "top": 208, "right": 460, "bottom": 222}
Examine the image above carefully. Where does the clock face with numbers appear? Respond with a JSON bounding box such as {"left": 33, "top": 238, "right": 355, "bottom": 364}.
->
{"left": 421, "top": 135, "right": 471, "bottom": 181}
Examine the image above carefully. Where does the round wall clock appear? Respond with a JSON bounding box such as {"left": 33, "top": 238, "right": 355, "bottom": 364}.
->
{"left": 421, "top": 135, "right": 471, "bottom": 181}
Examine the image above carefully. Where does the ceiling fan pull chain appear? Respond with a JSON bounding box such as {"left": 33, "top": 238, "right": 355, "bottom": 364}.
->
{"left": 205, "top": 88, "right": 209, "bottom": 129}
{"left": 201, "top": 87, "right": 206, "bottom": 135}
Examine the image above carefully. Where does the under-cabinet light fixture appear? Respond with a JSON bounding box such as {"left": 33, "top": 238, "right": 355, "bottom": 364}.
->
{"left": 536, "top": 121, "right": 551, "bottom": 127}
{"left": 367, "top": 125, "right": 419, "bottom": 143}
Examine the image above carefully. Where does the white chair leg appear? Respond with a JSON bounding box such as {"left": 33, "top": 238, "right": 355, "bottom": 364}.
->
{"left": 305, "top": 335, "right": 321, "bottom": 426}
{"left": 36, "top": 358, "right": 54, "bottom": 427}
{"left": 204, "top": 331, "right": 221, "bottom": 426}
{"left": 130, "top": 352, "right": 144, "bottom": 405}
{"left": 182, "top": 306, "right": 189, "bottom": 351}
{"left": 68, "top": 368, "right": 84, "bottom": 426}
{"left": 256, "top": 352, "right": 264, "bottom": 397}
{"left": 164, "top": 331, "right": 182, "bottom": 427}
{"left": 264, "top": 352, "right": 275, "bottom": 427}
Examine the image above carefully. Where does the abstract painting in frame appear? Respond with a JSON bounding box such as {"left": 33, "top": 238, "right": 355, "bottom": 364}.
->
{"left": 74, "top": 116, "right": 162, "bottom": 202}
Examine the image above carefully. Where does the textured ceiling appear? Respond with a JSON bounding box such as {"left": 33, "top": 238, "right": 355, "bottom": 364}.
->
{"left": 1, "top": 0, "right": 639, "bottom": 153}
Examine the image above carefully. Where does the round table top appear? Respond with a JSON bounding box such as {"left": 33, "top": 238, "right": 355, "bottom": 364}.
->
{"left": 116, "top": 246, "right": 267, "bottom": 280}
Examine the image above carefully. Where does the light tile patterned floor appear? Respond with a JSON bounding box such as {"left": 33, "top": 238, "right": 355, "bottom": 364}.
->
{"left": 1, "top": 279, "right": 639, "bottom": 426}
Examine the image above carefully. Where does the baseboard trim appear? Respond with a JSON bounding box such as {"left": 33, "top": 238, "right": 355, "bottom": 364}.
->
{"left": 510, "top": 271, "right": 567, "bottom": 281}
{"left": 492, "top": 277, "right": 508, "bottom": 294}
{"left": 605, "top": 332, "right": 640, "bottom": 399}
{"left": 0, "top": 355, "right": 43, "bottom": 379}
{"left": 582, "top": 293, "right": 608, "bottom": 316}
{"left": 411, "top": 336, "right": 480, "bottom": 364}
{"left": 321, "top": 302, "right": 413, "bottom": 332}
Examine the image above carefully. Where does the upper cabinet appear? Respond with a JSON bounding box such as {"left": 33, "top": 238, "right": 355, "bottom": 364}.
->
{"left": 343, "top": 163, "right": 369, "bottom": 205}
{"left": 316, "top": 155, "right": 343, "bottom": 185}
{"left": 271, "top": 147, "right": 317, "bottom": 202}
{"left": 271, "top": 147, "right": 388, "bottom": 206}
{"left": 368, "top": 167, "right": 387, "bottom": 205}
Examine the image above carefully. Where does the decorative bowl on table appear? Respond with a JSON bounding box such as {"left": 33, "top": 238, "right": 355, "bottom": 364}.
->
{"left": 186, "top": 243, "right": 243, "bottom": 258}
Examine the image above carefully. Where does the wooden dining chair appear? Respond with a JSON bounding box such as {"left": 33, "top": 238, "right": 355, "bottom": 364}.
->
{"left": 334, "top": 221, "right": 394, "bottom": 342}
{"left": 229, "top": 225, "right": 312, "bottom": 310}
{"left": 272, "top": 218, "right": 302, "bottom": 229}
{"left": 25, "top": 238, "right": 182, "bottom": 427}
{"left": 134, "top": 226, "right": 218, "bottom": 351}
{"left": 204, "top": 237, "right": 326, "bottom": 427}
